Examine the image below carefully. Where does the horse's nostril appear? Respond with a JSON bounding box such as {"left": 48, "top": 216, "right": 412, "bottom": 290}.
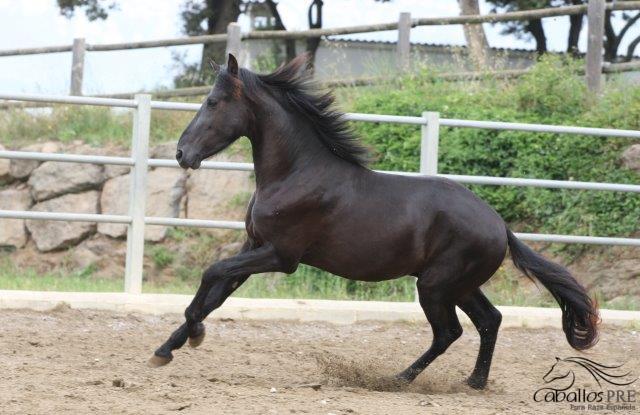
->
{"left": 176, "top": 149, "right": 183, "bottom": 161}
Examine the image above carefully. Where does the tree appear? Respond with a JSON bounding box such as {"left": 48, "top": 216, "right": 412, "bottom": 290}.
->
{"left": 264, "top": 0, "right": 296, "bottom": 62}
{"left": 180, "top": 1, "right": 241, "bottom": 77}
{"left": 305, "top": 0, "right": 324, "bottom": 69}
{"left": 57, "top": 0, "right": 399, "bottom": 86}
{"left": 263, "top": 0, "right": 389, "bottom": 70}
{"left": 603, "top": 4, "right": 640, "bottom": 62}
{"left": 487, "top": 0, "right": 640, "bottom": 61}
{"left": 458, "top": 0, "right": 490, "bottom": 69}
{"left": 57, "top": 0, "right": 117, "bottom": 20}
{"left": 566, "top": 0, "right": 585, "bottom": 56}
{"left": 486, "top": 0, "right": 553, "bottom": 54}
{"left": 486, "top": 0, "right": 591, "bottom": 55}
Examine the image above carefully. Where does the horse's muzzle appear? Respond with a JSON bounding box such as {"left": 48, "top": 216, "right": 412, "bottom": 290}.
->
{"left": 175, "top": 148, "right": 201, "bottom": 170}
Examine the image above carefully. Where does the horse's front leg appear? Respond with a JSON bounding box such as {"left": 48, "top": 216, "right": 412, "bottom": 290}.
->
{"left": 149, "top": 243, "right": 292, "bottom": 366}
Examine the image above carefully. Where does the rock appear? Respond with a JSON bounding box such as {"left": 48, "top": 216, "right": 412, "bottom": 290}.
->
{"left": 28, "top": 161, "right": 104, "bottom": 201}
{"left": 621, "top": 144, "right": 640, "bottom": 171}
{"left": 112, "top": 378, "right": 125, "bottom": 388}
{"left": 186, "top": 154, "right": 254, "bottom": 221}
{"left": 10, "top": 142, "right": 60, "bottom": 180}
{"left": 41, "top": 142, "right": 60, "bottom": 154}
{"left": 295, "top": 383, "right": 322, "bottom": 391}
{"left": 70, "top": 244, "right": 101, "bottom": 269}
{"left": 0, "top": 185, "right": 32, "bottom": 249}
{"left": 26, "top": 191, "right": 99, "bottom": 252}
{"left": 104, "top": 164, "right": 130, "bottom": 179}
{"left": 150, "top": 142, "right": 178, "bottom": 160}
{"left": 0, "top": 144, "right": 11, "bottom": 182}
{"left": 97, "top": 175, "right": 129, "bottom": 239}
{"left": 98, "top": 168, "right": 187, "bottom": 241}
{"left": 56, "top": 141, "right": 129, "bottom": 179}
{"left": 72, "top": 235, "right": 126, "bottom": 276}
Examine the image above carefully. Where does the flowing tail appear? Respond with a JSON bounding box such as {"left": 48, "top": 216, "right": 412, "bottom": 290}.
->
{"left": 506, "top": 229, "right": 599, "bottom": 350}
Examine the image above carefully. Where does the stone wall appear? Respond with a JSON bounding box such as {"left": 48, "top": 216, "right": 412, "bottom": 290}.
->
{"left": 0, "top": 141, "right": 254, "bottom": 254}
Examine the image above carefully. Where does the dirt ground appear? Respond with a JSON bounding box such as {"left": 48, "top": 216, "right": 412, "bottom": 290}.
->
{"left": 0, "top": 307, "right": 638, "bottom": 415}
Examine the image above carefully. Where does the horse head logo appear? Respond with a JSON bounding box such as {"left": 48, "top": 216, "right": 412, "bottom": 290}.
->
{"left": 543, "top": 356, "right": 637, "bottom": 389}
{"left": 544, "top": 357, "right": 575, "bottom": 385}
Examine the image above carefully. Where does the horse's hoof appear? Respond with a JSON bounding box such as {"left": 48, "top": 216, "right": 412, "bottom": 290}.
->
{"left": 466, "top": 376, "right": 487, "bottom": 390}
{"left": 188, "top": 323, "right": 205, "bottom": 348}
{"left": 148, "top": 353, "right": 173, "bottom": 368}
{"left": 394, "top": 372, "right": 413, "bottom": 385}
{"left": 395, "top": 370, "right": 416, "bottom": 386}
{"left": 188, "top": 332, "right": 205, "bottom": 348}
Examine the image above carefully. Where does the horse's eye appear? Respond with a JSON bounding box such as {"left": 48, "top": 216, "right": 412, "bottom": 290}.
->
{"left": 207, "top": 99, "right": 217, "bottom": 108}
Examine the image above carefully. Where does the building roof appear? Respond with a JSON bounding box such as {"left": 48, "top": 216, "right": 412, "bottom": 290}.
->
{"left": 325, "top": 37, "right": 640, "bottom": 60}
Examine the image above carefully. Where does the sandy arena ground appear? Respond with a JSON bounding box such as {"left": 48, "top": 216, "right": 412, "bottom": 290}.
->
{"left": 0, "top": 306, "right": 638, "bottom": 415}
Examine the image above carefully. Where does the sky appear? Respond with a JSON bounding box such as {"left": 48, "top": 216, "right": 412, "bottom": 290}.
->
{"left": 0, "top": 0, "right": 638, "bottom": 95}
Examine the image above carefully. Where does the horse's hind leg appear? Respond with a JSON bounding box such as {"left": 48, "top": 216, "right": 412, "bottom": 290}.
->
{"left": 457, "top": 289, "right": 502, "bottom": 390}
{"left": 396, "top": 271, "right": 463, "bottom": 383}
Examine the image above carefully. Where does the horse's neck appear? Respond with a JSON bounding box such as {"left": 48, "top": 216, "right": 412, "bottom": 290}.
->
{"left": 249, "top": 110, "right": 339, "bottom": 188}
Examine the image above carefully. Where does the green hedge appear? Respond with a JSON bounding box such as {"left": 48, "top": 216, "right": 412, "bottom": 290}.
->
{"left": 351, "top": 56, "right": 640, "bottom": 245}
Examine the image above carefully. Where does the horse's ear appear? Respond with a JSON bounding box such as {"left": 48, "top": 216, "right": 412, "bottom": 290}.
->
{"left": 227, "top": 53, "right": 239, "bottom": 77}
{"left": 289, "top": 53, "right": 312, "bottom": 76}
{"left": 209, "top": 59, "right": 220, "bottom": 73}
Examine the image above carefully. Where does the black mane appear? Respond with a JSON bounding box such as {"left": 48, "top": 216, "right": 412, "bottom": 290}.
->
{"left": 237, "top": 56, "right": 370, "bottom": 167}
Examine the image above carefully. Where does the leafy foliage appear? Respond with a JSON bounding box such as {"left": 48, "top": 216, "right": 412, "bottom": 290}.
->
{"left": 351, "top": 55, "right": 640, "bottom": 252}
{"left": 56, "top": 0, "right": 117, "bottom": 21}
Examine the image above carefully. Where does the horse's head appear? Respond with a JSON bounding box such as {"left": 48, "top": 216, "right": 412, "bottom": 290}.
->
{"left": 176, "top": 54, "right": 252, "bottom": 170}
{"left": 543, "top": 357, "right": 573, "bottom": 383}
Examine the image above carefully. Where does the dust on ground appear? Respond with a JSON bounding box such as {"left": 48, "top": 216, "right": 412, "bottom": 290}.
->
{"left": 0, "top": 307, "right": 638, "bottom": 414}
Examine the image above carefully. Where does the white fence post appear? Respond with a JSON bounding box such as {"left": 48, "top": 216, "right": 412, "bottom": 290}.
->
{"left": 226, "top": 22, "right": 242, "bottom": 64}
{"left": 397, "top": 12, "right": 411, "bottom": 71}
{"left": 420, "top": 111, "right": 440, "bottom": 176}
{"left": 124, "top": 94, "right": 151, "bottom": 294}
{"left": 70, "top": 38, "right": 85, "bottom": 96}
{"left": 415, "top": 111, "right": 440, "bottom": 302}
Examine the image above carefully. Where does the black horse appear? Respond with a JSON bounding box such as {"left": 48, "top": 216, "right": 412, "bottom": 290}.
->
{"left": 151, "top": 54, "right": 599, "bottom": 390}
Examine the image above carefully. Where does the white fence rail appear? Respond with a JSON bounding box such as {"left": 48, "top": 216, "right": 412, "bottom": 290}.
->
{"left": 1, "top": 92, "right": 639, "bottom": 295}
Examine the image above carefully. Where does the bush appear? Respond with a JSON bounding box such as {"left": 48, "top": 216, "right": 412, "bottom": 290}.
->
{"left": 150, "top": 246, "right": 175, "bottom": 269}
{"left": 350, "top": 55, "right": 640, "bottom": 249}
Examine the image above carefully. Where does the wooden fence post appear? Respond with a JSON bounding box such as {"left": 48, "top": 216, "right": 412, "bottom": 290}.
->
{"left": 226, "top": 22, "right": 242, "bottom": 64}
{"left": 586, "top": 0, "right": 605, "bottom": 94}
{"left": 397, "top": 12, "right": 411, "bottom": 71}
{"left": 70, "top": 38, "right": 85, "bottom": 96}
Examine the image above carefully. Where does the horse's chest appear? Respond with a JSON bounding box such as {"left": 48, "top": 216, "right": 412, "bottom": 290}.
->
{"left": 248, "top": 200, "right": 293, "bottom": 237}
{"left": 248, "top": 194, "right": 324, "bottom": 240}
